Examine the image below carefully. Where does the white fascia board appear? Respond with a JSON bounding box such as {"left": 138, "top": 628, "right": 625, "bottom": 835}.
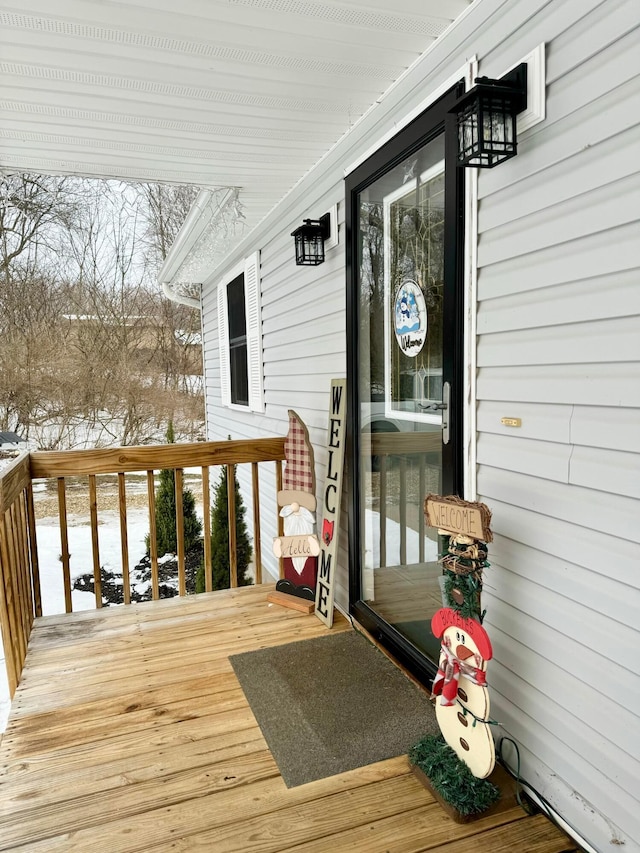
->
{"left": 159, "top": 187, "right": 239, "bottom": 307}
{"left": 158, "top": 188, "right": 215, "bottom": 284}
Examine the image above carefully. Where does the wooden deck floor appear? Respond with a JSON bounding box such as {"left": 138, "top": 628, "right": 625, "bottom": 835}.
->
{"left": 0, "top": 585, "right": 579, "bottom": 852}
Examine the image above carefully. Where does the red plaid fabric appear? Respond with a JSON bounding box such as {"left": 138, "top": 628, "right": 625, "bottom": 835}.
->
{"left": 431, "top": 643, "right": 487, "bottom": 707}
{"left": 283, "top": 410, "right": 315, "bottom": 493}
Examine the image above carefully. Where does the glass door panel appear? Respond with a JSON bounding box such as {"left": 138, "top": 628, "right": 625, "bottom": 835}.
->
{"left": 357, "top": 135, "right": 446, "bottom": 663}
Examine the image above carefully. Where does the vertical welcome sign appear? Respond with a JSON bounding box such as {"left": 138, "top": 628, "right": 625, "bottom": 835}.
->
{"left": 315, "top": 379, "right": 346, "bottom": 628}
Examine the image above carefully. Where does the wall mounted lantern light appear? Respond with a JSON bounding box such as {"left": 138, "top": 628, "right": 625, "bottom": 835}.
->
{"left": 291, "top": 212, "right": 331, "bottom": 265}
{"left": 450, "top": 63, "right": 528, "bottom": 168}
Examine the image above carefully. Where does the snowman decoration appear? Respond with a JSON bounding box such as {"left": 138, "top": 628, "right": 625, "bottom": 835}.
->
{"left": 425, "top": 494, "right": 495, "bottom": 780}
{"left": 431, "top": 607, "right": 494, "bottom": 778}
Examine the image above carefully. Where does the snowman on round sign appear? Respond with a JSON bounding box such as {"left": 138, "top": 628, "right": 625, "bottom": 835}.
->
{"left": 430, "top": 607, "right": 495, "bottom": 779}
{"left": 424, "top": 494, "right": 496, "bottom": 780}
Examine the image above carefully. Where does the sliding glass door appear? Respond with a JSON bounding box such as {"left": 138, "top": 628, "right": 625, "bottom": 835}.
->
{"left": 347, "top": 85, "right": 465, "bottom": 682}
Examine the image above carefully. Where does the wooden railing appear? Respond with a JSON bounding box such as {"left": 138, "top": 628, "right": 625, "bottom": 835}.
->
{"left": 0, "top": 437, "right": 286, "bottom": 696}
{"left": 0, "top": 453, "right": 41, "bottom": 697}
{"left": 363, "top": 431, "right": 441, "bottom": 567}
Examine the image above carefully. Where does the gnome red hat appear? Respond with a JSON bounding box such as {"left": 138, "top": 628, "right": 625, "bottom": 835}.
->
{"left": 278, "top": 410, "right": 316, "bottom": 512}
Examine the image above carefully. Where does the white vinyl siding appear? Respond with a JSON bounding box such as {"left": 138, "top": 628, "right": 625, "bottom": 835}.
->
{"left": 202, "top": 198, "right": 346, "bottom": 587}
{"left": 473, "top": 3, "right": 640, "bottom": 849}
{"left": 197, "top": 1, "right": 639, "bottom": 849}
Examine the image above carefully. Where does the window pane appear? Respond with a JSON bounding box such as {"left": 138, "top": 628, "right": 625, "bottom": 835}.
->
{"left": 227, "top": 274, "right": 246, "bottom": 339}
{"left": 227, "top": 273, "right": 249, "bottom": 406}
{"left": 230, "top": 340, "right": 249, "bottom": 406}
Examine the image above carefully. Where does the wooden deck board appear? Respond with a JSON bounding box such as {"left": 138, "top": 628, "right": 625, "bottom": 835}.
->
{"left": 0, "top": 585, "right": 580, "bottom": 852}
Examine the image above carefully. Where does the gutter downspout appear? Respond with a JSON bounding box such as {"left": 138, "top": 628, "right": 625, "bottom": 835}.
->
{"left": 161, "top": 280, "right": 200, "bottom": 309}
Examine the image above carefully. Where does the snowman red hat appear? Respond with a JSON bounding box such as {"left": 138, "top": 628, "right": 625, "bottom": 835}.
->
{"left": 431, "top": 608, "right": 492, "bottom": 707}
{"left": 431, "top": 608, "right": 493, "bottom": 661}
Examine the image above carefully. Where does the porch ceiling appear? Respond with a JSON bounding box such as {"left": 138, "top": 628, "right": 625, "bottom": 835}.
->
{"left": 0, "top": 1, "right": 472, "bottom": 295}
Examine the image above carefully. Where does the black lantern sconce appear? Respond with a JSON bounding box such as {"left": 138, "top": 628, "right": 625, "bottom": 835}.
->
{"left": 291, "top": 212, "right": 331, "bottom": 266}
{"left": 450, "top": 63, "right": 528, "bottom": 168}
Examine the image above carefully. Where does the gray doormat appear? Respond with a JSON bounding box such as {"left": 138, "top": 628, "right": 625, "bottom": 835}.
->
{"left": 229, "top": 630, "right": 438, "bottom": 787}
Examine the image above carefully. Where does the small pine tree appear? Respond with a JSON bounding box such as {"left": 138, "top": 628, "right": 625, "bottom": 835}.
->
{"left": 147, "top": 422, "right": 203, "bottom": 556}
{"left": 196, "top": 465, "right": 252, "bottom": 592}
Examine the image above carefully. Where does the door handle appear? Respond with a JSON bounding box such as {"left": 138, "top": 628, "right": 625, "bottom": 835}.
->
{"left": 442, "top": 381, "right": 450, "bottom": 445}
{"left": 419, "top": 401, "right": 447, "bottom": 411}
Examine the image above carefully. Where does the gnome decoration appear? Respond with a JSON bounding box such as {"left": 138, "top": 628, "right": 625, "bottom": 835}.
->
{"left": 272, "top": 411, "right": 320, "bottom": 603}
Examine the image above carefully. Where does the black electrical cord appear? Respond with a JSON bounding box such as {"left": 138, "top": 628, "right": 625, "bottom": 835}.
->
{"left": 497, "top": 736, "right": 588, "bottom": 852}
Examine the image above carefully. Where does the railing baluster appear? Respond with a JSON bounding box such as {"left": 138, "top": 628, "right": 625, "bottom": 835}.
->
{"left": 175, "top": 468, "right": 186, "bottom": 596}
{"left": 16, "top": 498, "right": 34, "bottom": 634}
{"left": 26, "top": 481, "right": 42, "bottom": 617}
{"left": 201, "top": 466, "right": 212, "bottom": 592}
{"left": 0, "top": 513, "right": 20, "bottom": 697}
{"left": 227, "top": 464, "right": 238, "bottom": 588}
{"left": 147, "top": 470, "right": 159, "bottom": 601}
{"left": 252, "top": 462, "right": 262, "bottom": 585}
{"left": 419, "top": 456, "right": 426, "bottom": 564}
{"left": 118, "top": 473, "right": 130, "bottom": 605}
{"left": 88, "top": 475, "right": 102, "bottom": 609}
{"left": 379, "top": 456, "right": 387, "bottom": 569}
{"left": 57, "top": 477, "right": 72, "bottom": 613}
{"left": 275, "top": 459, "right": 284, "bottom": 578}
{"left": 7, "top": 505, "right": 27, "bottom": 663}
{"left": 399, "top": 457, "right": 407, "bottom": 566}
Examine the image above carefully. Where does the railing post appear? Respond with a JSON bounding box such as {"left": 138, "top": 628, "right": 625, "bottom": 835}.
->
{"left": 88, "top": 474, "right": 102, "bottom": 609}
{"left": 275, "top": 459, "right": 284, "bottom": 579}
{"left": 26, "top": 481, "right": 42, "bottom": 617}
{"left": 147, "top": 470, "right": 159, "bottom": 600}
{"left": 251, "top": 462, "right": 262, "bottom": 585}
{"left": 201, "top": 466, "right": 212, "bottom": 592}
{"left": 175, "top": 468, "right": 186, "bottom": 596}
{"left": 57, "top": 478, "right": 72, "bottom": 614}
{"left": 118, "top": 473, "right": 131, "bottom": 605}
{"left": 227, "top": 464, "right": 238, "bottom": 588}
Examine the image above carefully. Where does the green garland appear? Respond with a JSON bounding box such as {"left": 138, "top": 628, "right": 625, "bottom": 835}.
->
{"left": 443, "top": 571, "right": 484, "bottom": 620}
{"left": 409, "top": 734, "right": 500, "bottom": 815}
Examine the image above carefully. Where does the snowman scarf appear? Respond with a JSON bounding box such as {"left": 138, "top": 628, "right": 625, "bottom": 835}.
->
{"left": 431, "top": 642, "right": 487, "bottom": 706}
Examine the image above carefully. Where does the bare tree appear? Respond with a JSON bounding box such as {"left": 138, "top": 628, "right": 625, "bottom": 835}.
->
{"left": 0, "top": 175, "right": 204, "bottom": 448}
{"left": 0, "top": 175, "right": 80, "bottom": 280}
{"left": 138, "top": 183, "right": 199, "bottom": 263}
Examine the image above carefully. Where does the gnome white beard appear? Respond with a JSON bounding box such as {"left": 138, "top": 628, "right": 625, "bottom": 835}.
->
{"left": 280, "top": 505, "right": 315, "bottom": 574}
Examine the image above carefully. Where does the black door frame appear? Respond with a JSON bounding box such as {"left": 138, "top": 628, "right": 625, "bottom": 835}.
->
{"left": 345, "top": 82, "right": 466, "bottom": 686}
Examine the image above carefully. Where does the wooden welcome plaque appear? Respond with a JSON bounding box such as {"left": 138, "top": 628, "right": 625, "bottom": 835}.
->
{"left": 424, "top": 494, "right": 492, "bottom": 542}
{"left": 315, "top": 379, "right": 346, "bottom": 628}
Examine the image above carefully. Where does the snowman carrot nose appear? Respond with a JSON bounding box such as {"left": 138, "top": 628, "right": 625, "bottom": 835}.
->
{"left": 456, "top": 645, "right": 475, "bottom": 661}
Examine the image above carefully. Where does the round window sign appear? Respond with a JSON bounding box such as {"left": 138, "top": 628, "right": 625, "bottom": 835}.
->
{"left": 394, "top": 280, "right": 427, "bottom": 357}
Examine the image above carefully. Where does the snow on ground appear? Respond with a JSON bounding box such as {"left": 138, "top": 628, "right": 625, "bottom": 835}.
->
{"left": 35, "top": 510, "right": 151, "bottom": 615}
